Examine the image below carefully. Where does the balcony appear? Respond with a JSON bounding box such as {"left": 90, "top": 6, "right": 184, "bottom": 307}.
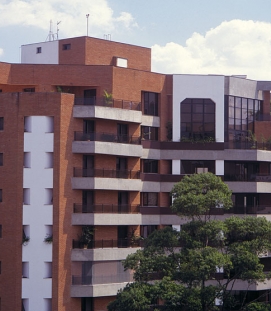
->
{"left": 73, "top": 203, "right": 139, "bottom": 214}
{"left": 227, "top": 205, "right": 271, "bottom": 215}
{"left": 73, "top": 132, "right": 142, "bottom": 157}
{"left": 225, "top": 141, "right": 271, "bottom": 151}
{"left": 74, "top": 97, "right": 141, "bottom": 111}
{"left": 73, "top": 168, "right": 140, "bottom": 179}
{"left": 72, "top": 238, "right": 144, "bottom": 249}
{"left": 74, "top": 132, "right": 141, "bottom": 145}
{"left": 225, "top": 174, "right": 271, "bottom": 182}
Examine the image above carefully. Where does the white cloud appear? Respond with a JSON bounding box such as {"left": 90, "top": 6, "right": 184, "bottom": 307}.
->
{"left": 0, "top": 0, "right": 137, "bottom": 37}
{"left": 152, "top": 20, "right": 271, "bottom": 80}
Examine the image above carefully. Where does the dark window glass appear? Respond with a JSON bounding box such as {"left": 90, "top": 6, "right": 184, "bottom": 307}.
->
{"left": 141, "top": 126, "right": 158, "bottom": 140}
{"left": 143, "top": 159, "right": 158, "bottom": 173}
{"left": 63, "top": 44, "right": 71, "bottom": 50}
{"left": 140, "top": 225, "right": 157, "bottom": 238}
{"left": 0, "top": 118, "right": 3, "bottom": 130}
{"left": 143, "top": 92, "right": 158, "bottom": 116}
{"left": 36, "top": 47, "right": 42, "bottom": 53}
{"left": 181, "top": 160, "right": 215, "bottom": 175}
{"left": 0, "top": 153, "right": 2, "bottom": 166}
{"left": 142, "top": 192, "right": 158, "bottom": 206}
{"left": 180, "top": 98, "right": 215, "bottom": 141}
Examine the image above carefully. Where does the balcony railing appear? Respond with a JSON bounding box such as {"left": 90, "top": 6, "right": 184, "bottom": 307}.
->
{"left": 74, "top": 131, "right": 141, "bottom": 145}
{"left": 229, "top": 205, "right": 271, "bottom": 214}
{"left": 73, "top": 168, "right": 141, "bottom": 179}
{"left": 72, "top": 272, "right": 133, "bottom": 285}
{"left": 224, "top": 174, "right": 271, "bottom": 182}
{"left": 225, "top": 141, "right": 271, "bottom": 151}
{"left": 74, "top": 97, "right": 141, "bottom": 111}
{"left": 73, "top": 203, "right": 140, "bottom": 214}
{"left": 72, "top": 238, "right": 144, "bottom": 249}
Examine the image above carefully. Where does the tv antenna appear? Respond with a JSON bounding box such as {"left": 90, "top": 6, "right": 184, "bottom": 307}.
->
{"left": 45, "top": 20, "right": 61, "bottom": 41}
{"left": 56, "top": 21, "right": 61, "bottom": 40}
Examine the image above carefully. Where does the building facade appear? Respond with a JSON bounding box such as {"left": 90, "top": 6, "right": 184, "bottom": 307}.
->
{"left": 0, "top": 36, "right": 271, "bottom": 311}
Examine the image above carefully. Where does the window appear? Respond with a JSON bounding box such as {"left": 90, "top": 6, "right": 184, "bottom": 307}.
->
{"left": 36, "top": 47, "right": 42, "bottom": 54}
{"left": 0, "top": 153, "right": 2, "bottom": 166}
{"left": 142, "top": 192, "right": 158, "bottom": 206}
{"left": 143, "top": 159, "right": 158, "bottom": 173}
{"left": 62, "top": 43, "right": 71, "bottom": 50}
{"left": 181, "top": 98, "right": 215, "bottom": 141}
{"left": 23, "top": 88, "right": 35, "bottom": 92}
{"left": 143, "top": 92, "right": 158, "bottom": 116}
{"left": 140, "top": 225, "right": 157, "bottom": 238}
{"left": 225, "top": 95, "right": 262, "bottom": 142}
{"left": 0, "top": 118, "right": 3, "bottom": 130}
{"left": 0, "top": 189, "right": 2, "bottom": 202}
{"left": 181, "top": 160, "right": 215, "bottom": 175}
{"left": 141, "top": 126, "right": 158, "bottom": 140}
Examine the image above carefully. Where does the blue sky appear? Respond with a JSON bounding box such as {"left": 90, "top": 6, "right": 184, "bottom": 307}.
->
{"left": 1, "top": 0, "right": 271, "bottom": 79}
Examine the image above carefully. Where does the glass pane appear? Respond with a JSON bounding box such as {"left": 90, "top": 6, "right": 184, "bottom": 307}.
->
{"left": 204, "top": 103, "right": 215, "bottom": 113}
{"left": 181, "top": 103, "right": 191, "bottom": 113}
{"left": 181, "top": 113, "right": 191, "bottom": 122}
{"left": 235, "top": 108, "right": 241, "bottom": 119}
{"left": 235, "top": 97, "right": 241, "bottom": 108}
{"left": 193, "top": 104, "right": 203, "bottom": 113}
{"left": 229, "top": 106, "right": 235, "bottom": 118}
{"left": 204, "top": 114, "right": 215, "bottom": 122}
{"left": 193, "top": 114, "right": 203, "bottom": 122}
{"left": 229, "top": 96, "right": 235, "bottom": 107}
{"left": 235, "top": 119, "right": 241, "bottom": 130}
{"left": 229, "top": 118, "right": 235, "bottom": 129}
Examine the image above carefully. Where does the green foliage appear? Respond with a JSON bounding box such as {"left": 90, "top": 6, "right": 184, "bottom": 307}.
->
{"left": 107, "top": 283, "right": 155, "bottom": 311}
{"left": 109, "top": 174, "right": 271, "bottom": 311}
{"left": 170, "top": 173, "right": 232, "bottom": 219}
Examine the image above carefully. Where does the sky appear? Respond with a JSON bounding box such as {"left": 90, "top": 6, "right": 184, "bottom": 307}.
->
{"left": 0, "top": 0, "right": 271, "bottom": 80}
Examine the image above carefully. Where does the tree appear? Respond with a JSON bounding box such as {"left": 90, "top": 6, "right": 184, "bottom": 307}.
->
{"left": 108, "top": 173, "right": 271, "bottom": 311}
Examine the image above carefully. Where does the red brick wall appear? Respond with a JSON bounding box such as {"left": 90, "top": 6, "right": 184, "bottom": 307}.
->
{"left": 58, "top": 37, "right": 151, "bottom": 71}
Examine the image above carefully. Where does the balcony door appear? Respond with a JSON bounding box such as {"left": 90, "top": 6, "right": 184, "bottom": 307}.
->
{"left": 116, "top": 157, "right": 127, "bottom": 178}
{"left": 82, "top": 191, "right": 94, "bottom": 213}
{"left": 117, "top": 123, "right": 128, "bottom": 143}
{"left": 118, "top": 191, "right": 128, "bottom": 212}
{"left": 83, "top": 155, "right": 94, "bottom": 177}
{"left": 84, "top": 89, "right": 96, "bottom": 105}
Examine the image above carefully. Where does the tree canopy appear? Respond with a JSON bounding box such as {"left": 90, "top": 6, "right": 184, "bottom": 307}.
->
{"left": 108, "top": 173, "right": 271, "bottom": 311}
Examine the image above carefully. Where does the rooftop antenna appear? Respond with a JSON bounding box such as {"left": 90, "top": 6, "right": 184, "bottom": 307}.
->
{"left": 86, "top": 14, "right": 89, "bottom": 37}
{"left": 46, "top": 20, "right": 54, "bottom": 41}
{"left": 56, "top": 21, "right": 61, "bottom": 40}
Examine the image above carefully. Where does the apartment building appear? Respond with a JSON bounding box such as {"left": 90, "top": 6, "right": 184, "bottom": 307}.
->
{"left": 0, "top": 36, "right": 271, "bottom": 311}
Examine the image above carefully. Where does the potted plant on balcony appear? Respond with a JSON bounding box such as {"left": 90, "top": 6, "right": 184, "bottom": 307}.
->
{"left": 128, "top": 228, "right": 144, "bottom": 247}
{"left": 79, "top": 225, "right": 94, "bottom": 249}
{"left": 22, "top": 235, "right": 30, "bottom": 246}
{"left": 44, "top": 234, "right": 53, "bottom": 244}
{"left": 103, "top": 90, "right": 113, "bottom": 107}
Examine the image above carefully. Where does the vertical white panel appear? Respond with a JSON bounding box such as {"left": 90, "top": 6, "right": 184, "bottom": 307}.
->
{"left": 22, "top": 116, "right": 54, "bottom": 308}
{"left": 216, "top": 160, "right": 224, "bottom": 175}
{"left": 172, "top": 160, "right": 181, "bottom": 175}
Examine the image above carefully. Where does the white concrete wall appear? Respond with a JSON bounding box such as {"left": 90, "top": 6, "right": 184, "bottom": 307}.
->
{"left": 22, "top": 116, "right": 54, "bottom": 311}
{"left": 172, "top": 75, "right": 225, "bottom": 143}
{"left": 21, "top": 41, "right": 59, "bottom": 64}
